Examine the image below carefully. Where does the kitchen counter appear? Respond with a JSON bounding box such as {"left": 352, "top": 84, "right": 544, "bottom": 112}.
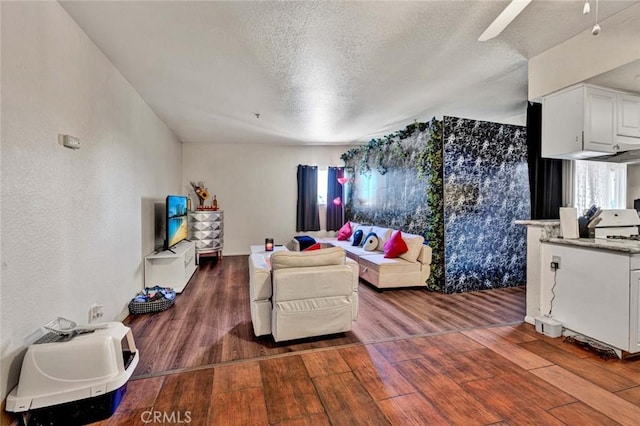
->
{"left": 514, "top": 220, "right": 561, "bottom": 239}
{"left": 514, "top": 219, "right": 561, "bottom": 226}
{"left": 541, "top": 237, "right": 640, "bottom": 254}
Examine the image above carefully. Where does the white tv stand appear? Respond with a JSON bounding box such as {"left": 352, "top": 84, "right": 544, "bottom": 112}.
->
{"left": 144, "top": 240, "right": 197, "bottom": 293}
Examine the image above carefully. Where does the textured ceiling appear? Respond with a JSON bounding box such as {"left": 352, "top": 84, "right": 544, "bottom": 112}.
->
{"left": 60, "top": 1, "right": 639, "bottom": 145}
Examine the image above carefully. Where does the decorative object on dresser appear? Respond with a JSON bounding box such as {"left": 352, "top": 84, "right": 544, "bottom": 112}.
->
{"left": 188, "top": 210, "right": 224, "bottom": 263}
{"left": 189, "top": 180, "right": 210, "bottom": 209}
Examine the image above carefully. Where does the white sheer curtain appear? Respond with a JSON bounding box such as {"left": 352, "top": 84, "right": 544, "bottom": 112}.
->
{"left": 574, "top": 160, "right": 627, "bottom": 214}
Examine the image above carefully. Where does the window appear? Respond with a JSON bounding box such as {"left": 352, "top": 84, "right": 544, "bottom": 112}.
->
{"left": 573, "top": 160, "right": 626, "bottom": 213}
{"left": 317, "top": 169, "right": 327, "bottom": 204}
{"left": 355, "top": 173, "right": 380, "bottom": 207}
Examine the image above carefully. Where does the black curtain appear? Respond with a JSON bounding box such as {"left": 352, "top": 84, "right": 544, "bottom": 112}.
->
{"left": 527, "top": 102, "right": 563, "bottom": 219}
{"left": 296, "top": 165, "right": 320, "bottom": 232}
{"left": 326, "top": 167, "right": 345, "bottom": 231}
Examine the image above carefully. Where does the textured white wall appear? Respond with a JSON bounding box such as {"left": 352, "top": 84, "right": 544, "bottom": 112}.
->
{"left": 528, "top": 3, "right": 640, "bottom": 99}
{"left": 182, "top": 143, "right": 351, "bottom": 255}
{"left": 0, "top": 2, "right": 182, "bottom": 399}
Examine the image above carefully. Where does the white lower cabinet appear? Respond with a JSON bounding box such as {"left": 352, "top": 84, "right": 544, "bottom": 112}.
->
{"left": 629, "top": 270, "right": 640, "bottom": 353}
{"left": 541, "top": 243, "right": 640, "bottom": 355}
{"left": 144, "top": 240, "right": 197, "bottom": 293}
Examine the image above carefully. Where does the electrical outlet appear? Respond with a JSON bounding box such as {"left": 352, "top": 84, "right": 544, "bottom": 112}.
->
{"left": 551, "top": 255, "right": 561, "bottom": 271}
{"left": 89, "top": 304, "right": 104, "bottom": 322}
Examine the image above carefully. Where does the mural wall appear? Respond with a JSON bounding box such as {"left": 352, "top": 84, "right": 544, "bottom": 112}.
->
{"left": 443, "top": 117, "right": 529, "bottom": 293}
{"left": 342, "top": 121, "right": 435, "bottom": 236}
{"left": 341, "top": 116, "right": 529, "bottom": 294}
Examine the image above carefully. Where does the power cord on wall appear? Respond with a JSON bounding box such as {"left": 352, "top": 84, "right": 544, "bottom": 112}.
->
{"left": 547, "top": 263, "right": 559, "bottom": 317}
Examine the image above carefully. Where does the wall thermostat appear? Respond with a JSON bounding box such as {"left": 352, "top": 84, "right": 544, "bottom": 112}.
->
{"left": 60, "top": 134, "right": 80, "bottom": 150}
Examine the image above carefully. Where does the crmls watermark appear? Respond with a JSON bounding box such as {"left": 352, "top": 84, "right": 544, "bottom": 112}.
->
{"left": 141, "top": 409, "right": 192, "bottom": 424}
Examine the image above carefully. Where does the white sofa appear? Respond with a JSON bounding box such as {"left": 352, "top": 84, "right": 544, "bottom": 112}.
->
{"left": 248, "top": 247, "right": 359, "bottom": 342}
{"left": 292, "top": 223, "right": 432, "bottom": 289}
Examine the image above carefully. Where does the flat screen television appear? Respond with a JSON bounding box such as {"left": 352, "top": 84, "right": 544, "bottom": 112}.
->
{"left": 165, "top": 195, "right": 189, "bottom": 250}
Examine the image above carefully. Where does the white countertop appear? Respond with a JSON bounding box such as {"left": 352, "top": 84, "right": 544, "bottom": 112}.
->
{"left": 541, "top": 237, "right": 640, "bottom": 254}
{"left": 514, "top": 219, "right": 560, "bottom": 226}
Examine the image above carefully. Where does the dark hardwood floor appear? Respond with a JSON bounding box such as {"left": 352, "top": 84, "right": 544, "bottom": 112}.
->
{"left": 124, "top": 255, "right": 526, "bottom": 378}
{"left": 75, "top": 256, "right": 640, "bottom": 424}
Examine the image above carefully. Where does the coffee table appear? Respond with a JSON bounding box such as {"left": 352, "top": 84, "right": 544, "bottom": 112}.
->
{"left": 250, "top": 245, "right": 288, "bottom": 257}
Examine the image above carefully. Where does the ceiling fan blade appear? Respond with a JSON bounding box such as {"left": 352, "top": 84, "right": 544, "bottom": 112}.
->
{"left": 478, "top": 0, "right": 533, "bottom": 41}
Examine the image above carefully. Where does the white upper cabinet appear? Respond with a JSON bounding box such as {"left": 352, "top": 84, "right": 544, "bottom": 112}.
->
{"left": 542, "top": 85, "right": 616, "bottom": 159}
{"left": 542, "top": 84, "right": 640, "bottom": 159}
{"left": 617, "top": 93, "right": 640, "bottom": 139}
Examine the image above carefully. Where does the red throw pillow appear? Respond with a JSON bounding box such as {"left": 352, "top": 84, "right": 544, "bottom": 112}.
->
{"left": 383, "top": 230, "right": 409, "bottom": 258}
{"left": 337, "top": 222, "right": 352, "bottom": 240}
{"left": 303, "top": 242, "right": 322, "bottom": 251}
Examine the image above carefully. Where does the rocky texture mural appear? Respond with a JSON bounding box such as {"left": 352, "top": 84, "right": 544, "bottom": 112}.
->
{"left": 443, "top": 117, "right": 529, "bottom": 293}
{"left": 341, "top": 116, "right": 528, "bottom": 293}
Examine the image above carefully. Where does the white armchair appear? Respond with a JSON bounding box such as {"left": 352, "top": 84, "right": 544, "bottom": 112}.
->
{"left": 248, "top": 247, "right": 358, "bottom": 342}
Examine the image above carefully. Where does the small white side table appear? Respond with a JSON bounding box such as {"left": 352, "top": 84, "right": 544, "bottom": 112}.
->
{"left": 250, "top": 245, "right": 288, "bottom": 257}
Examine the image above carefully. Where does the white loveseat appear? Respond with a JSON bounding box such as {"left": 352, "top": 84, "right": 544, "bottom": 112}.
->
{"left": 291, "top": 223, "right": 432, "bottom": 289}
{"left": 248, "top": 247, "right": 359, "bottom": 342}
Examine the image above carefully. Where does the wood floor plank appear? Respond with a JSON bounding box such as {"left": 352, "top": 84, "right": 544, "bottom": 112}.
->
{"left": 377, "top": 393, "right": 450, "bottom": 425}
{"left": 313, "top": 371, "right": 390, "bottom": 425}
{"left": 118, "top": 376, "right": 164, "bottom": 412}
{"left": 461, "top": 328, "right": 554, "bottom": 370}
{"left": 373, "top": 338, "right": 425, "bottom": 363}
{"left": 339, "top": 345, "right": 416, "bottom": 401}
{"left": 532, "top": 365, "right": 640, "bottom": 426}
{"left": 521, "top": 339, "right": 640, "bottom": 392}
{"left": 511, "top": 322, "right": 595, "bottom": 359}
{"left": 615, "top": 385, "right": 640, "bottom": 405}
{"left": 465, "top": 371, "right": 576, "bottom": 409}
{"left": 463, "top": 373, "right": 572, "bottom": 425}
{"left": 273, "top": 412, "right": 332, "bottom": 426}
{"left": 548, "top": 402, "right": 620, "bottom": 426}
{"left": 93, "top": 408, "right": 151, "bottom": 426}
{"left": 213, "top": 361, "right": 262, "bottom": 394}
{"left": 152, "top": 369, "right": 215, "bottom": 426}
{"left": 301, "top": 349, "right": 351, "bottom": 378}
{"left": 260, "top": 356, "right": 325, "bottom": 423}
{"left": 209, "top": 386, "right": 269, "bottom": 426}
{"left": 394, "top": 358, "right": 502, "bottom": 425}
{"left": 409, "top": 332, "right": 485, "bottom": 354}
{"left": 485, "top": 325, "right": 540, "bottom": 344}
{"left": 436, "top": 348, "right": 526, "bottom": 384}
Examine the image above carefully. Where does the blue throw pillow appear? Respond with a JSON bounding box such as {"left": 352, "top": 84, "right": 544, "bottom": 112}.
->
{"left": 362, "top": 232, "right": 378, "bottom": 248}
{"left": 363, "top": 234, "right": 379, "bottom": 251}
{"left": 294, "top": 235, "right": 316, "bottom": 251}
{"left": 351, "top": 230, "right": 364, "bottom": 246}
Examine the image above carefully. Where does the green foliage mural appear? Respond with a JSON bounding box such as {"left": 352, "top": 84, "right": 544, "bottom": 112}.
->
{"left": 340, "top": 118, "right": 445, "bottom": 291}
{"left": 423, "top": 120, "right": 444, "bottom": 292}
{"left": 340, "top": 116, "right": 527, "bottom": 294}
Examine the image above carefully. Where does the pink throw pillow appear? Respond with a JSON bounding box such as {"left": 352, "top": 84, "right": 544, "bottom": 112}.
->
{"left": 383, "top": 230, "right": 409, "bottom": 258}
{"left": 337, "top": 222, "right": 352, "bottom": 241}
{"left": 303, "top": 242, "right": 322, "bottom": 251}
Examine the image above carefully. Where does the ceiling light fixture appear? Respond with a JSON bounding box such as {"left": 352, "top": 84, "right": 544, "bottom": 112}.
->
{"left": 591, "top": 0, "right": 601, "bottom": 35}
{"left": 478, "top": 0, "right": 533, "bottom": 41}
{"left": 583, "top": 1, "right": 591, "bottom": 15}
